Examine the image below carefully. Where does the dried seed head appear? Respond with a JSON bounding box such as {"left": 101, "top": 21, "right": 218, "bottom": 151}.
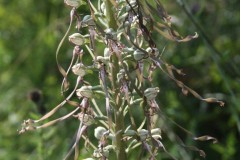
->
{"left": 69, "top": 33, "right": 86, "bottom": 45}
{"left": 144, "top": 87, "right": 160, "bottom": 100}
{"left": 72, "top": 63, "right": 86, "bottom": 76}
{"left": 133, "top": 49, "right": 146, "bottom": 61}
{"left": 76, "top": 86, "right": 93, "bottom": 98}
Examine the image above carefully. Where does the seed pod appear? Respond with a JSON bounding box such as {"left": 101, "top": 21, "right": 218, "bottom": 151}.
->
{"left": 64, "top": 0, "right": 85, "bottom": 8}
{"left": 94, "top": 126, "right": 107, "bottom": 139}
{"left": 144, "top": 87, "right": 160, "bottom": 100}
{"left": 69, "top": 33, "right": 86, "bottom": 45}
{"left": 133, "top": 49, "right": 146, "bottom": 61}
{"left": 72, "top": 63, "right": 86, "bottom": 76}
{"left": 76, "top": 86, "right": 93, "bottom": 98}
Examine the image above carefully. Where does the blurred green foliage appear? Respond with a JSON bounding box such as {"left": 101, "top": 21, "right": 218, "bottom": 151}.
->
{"left": 0, "top": 0, "right": 239, "bottom": 159}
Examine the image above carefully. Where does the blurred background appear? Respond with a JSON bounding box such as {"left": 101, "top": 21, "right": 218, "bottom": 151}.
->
{"left": 0, "top": 0, "right": 239, "bottom": 159}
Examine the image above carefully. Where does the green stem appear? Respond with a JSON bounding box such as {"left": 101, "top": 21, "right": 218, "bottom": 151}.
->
{"left": 104, "top": 0, "right": 127, "bottom": 159}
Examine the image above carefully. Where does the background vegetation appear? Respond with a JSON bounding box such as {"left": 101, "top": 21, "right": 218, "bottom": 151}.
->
{"left": 0, "top": 0, "right": 239, "bottom": 159}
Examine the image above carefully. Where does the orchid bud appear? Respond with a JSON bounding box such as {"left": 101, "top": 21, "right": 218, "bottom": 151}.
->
{"left": 76, "top": 113, "right": 94, "bottom": 126}
{"left": 133, "top": 49, "right": 146, "bottom": 61}
{"left": 151, "top": 128, "right": 161, "bottom": 136}
{"left": 72, "top": 63, "right": 86, "bottom": 76}
{"left": 151, "top": 128, "right": 162, "bottom": 139}
{"left": 138, "top": 129, "right": 149, "bottom": 140}
{"left": 105, "top": 28, "right": 117, "bottom": 41}
{"left": 64, "top": 0, "right": 85, "bottom": 8}
{"left": 146, "top": 47, "right": 159, "bottom": 57}
{"left": 82, "top": 15, "right": 95, "bottom": 27}
{"left": 97, "top": 56, "right": 110, "bottom": 64}
{"left": 69, "top": 33, "right": 86, "bottom": 45}
{"left": 104, "top": 47, "right": 110, "bottom": 57}
{"left": 144, "top": 87, "right": 160, "bottom": 100}
{"left": 94, "top": 126, "right": 107, "bottom": 140}
{"left": 76, "top": 86, "right": 93, "bottom": 98}
{"left": 123, "top": 129, "right": 137, "bottom": 137}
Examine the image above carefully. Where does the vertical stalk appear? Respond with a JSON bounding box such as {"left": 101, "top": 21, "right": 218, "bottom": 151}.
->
{"left": 104, "top": 0, "right": 127, "bottom": 159}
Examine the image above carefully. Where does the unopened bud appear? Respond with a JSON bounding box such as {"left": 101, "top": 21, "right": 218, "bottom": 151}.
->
{"left": 64, "top": 0, "right": 85, "bottom": 8}
{"left": 104, "top": 47, "right": 110, "bottom": 57}
{"left": 82, "top": 15, "right": 95, "bottom": 27}
{"left": 97, "top": 56, "right": 110, "bottom": 64}
{"left": 94, "top": 126, "right": 107, "bottom": 139}
{"left": 151, "top": 128, "right": 161, "bottom": 136}
{"left": 133, "top": 49, "right": 146, "bottom": 61}
{"left": 123, "top": 129, "right": 137, "bottom": 137}
{"left": 77, "top": 113, "right": 94, "bottom": 126}
{"left": 72, "top": 63, "right": 86, "bottom": 76}
{"left": 138, "top": 129, "right": 149, "bottom": 140}
{"left": 105, "top": 28, "right": 117, "bottom": 41}
{"left": 76, "top": 86, "right": 93, "bottom": 98}
{"left": 69, "top": 33, "right": 86, "bottom": 45}
{"left": 144, "top": 87, "right": 160, "bottom": 100}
